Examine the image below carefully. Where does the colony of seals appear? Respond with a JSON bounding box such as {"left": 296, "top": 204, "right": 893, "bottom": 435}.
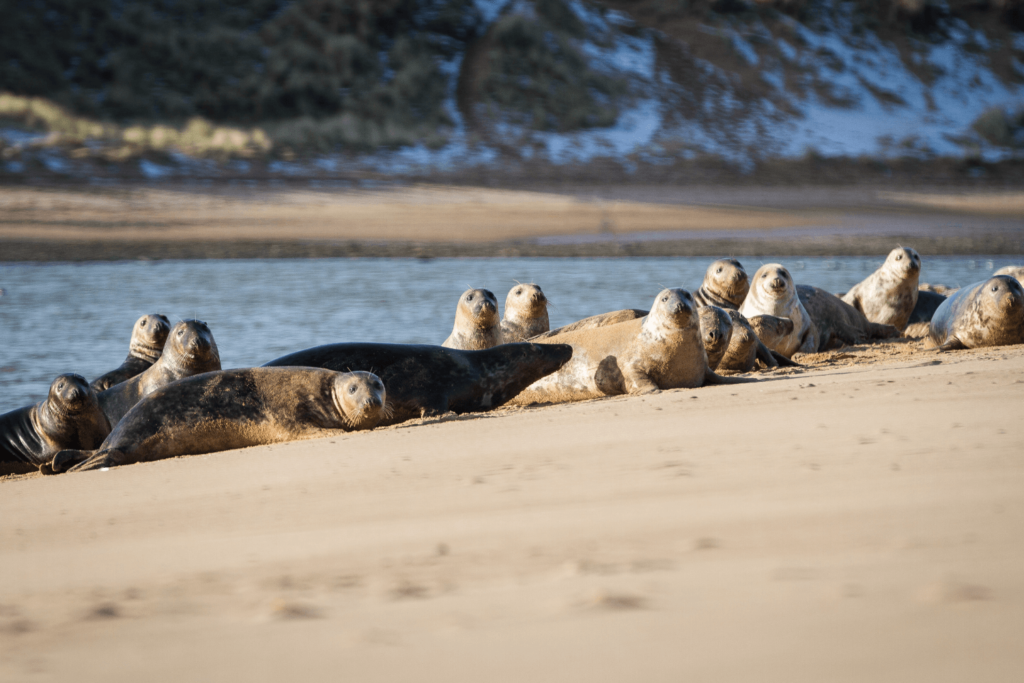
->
{"left": 443, "top": 288, "right": 503, "bottom": 350}
{"left": 797, "top": 285, "right": 900, "bottom": 350}
{"left": 929, "top": 276, "right": 1024, "bottom": 351}
{"left": 98, "top": 319, "right": 221, "bottom": 426}
{"left": 841, "top": 247, "right": 921, "bottom": 331}
{"left": 500, "top": 284, "right": 550, "bottom": 342}
{"left": 512, "top": 288, "right": 751, "bottom": 406}
{"left": 91, "top": 314, "right": 171, "bottom": 392}
{"left": 739, "top": 264, "right": 817, "bottom": 358}
{"left": 1, "top": 374, "right": 110, "bottom": 467}
{"left": 44, "top": 369, "right": 386, "bottom": 474}
{"left": 264, "top": 342, "right": 573, "bottom": 425}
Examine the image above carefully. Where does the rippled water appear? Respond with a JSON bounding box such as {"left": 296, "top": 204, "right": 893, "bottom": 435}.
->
{"left": 0, "top": 255, "right": 1018, "bottom": 410}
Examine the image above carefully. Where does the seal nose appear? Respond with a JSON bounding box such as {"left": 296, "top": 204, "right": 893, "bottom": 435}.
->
{"left": 770, "top": 277, "right": 785, "bottom": 289}
{"left": 532, "top": 292, "right": 545, "bottom": 303}
{"left": 672, "top": 299, "right": 691, "bottom": 316}
{"left": 66, "top": 384, "right": 85, "bottom": 403}
{"left": 707, "top": 329, "right": 720, "bottom": 343}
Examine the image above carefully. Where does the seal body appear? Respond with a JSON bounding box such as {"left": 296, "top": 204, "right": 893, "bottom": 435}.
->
{"left": 264, "top": 342, "right": 572, "bottom": 425}
{"left": 929, "top": 276, "right": 1024, "bottom": 350}
{"left": 512, "top": 289, "right": 752, "bottom": 406}
{"left": 98, "top": 319, "right": 221, "bottom": 426}
{"left": 993, "top": 265, "right": 1024, "bottom": 282}
{"left": 443, "top": 288, "right": 503, "bottom": 350}
{"left": 91, "top": 314, "right": 171, "bottom": 391}
{"left": 739, "top": 264, "right": 818, "bottom": 358}
{"left": 699, "top": 306, "right": 733, "bottom": 370}
{"left": 501, "top": 284, "right": 550, "bottom": 342}
{"left": 46, "top": 369, "right": 385, "bottom": 473}
{"left": 841, "top": 247, "right": 921, "bottom": 330}
{"left": 1, "top": 374, "right": 110, "bottom": 466}
{"left": 797, "top": 285, "right": 900, "bottom": 350}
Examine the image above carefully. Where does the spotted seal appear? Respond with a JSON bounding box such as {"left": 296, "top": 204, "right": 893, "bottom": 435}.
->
{"left": 98, "top": 319, "right": 221, "bottom": 426}
{"left": 90, "top": 314, "right": 171, "bottom": 392}
{"left": 928, "top": 275, "right": 1024, "bottom": 351}
{"left": 264, "top": 342, "right": 572, "bottom": 425}
{"left": 500, "top": 283, "right": 550, "bottom": 342}
{"left": 739, "top": 264, "right": 818, "bottom": 358}
{"left": 442, "top": 288, "right": 503, "bottom": 350}
{"left": 511, "top": 288, "right": 753, "bottom": 406}
{"left": 1, "top": 374, "right": 110, "bottom": 468}
{"left": 797, "top": 285, "right": 900, "bottom": 350}
{"left": 841, "top": 247, "right": 921, "bottom": 331}
{"left": 44, "top": 369, "right": 385, "bottom": 474}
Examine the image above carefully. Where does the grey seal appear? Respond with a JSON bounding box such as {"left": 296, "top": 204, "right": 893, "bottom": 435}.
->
{"left": 699, "top": 305, "right": 733, "bottom": 370}
{"left": 797, "top": 285, "right": 900, "bottom": 350}
{"left": 739, "top": 264, "right": 818, "bottom": 358}
{"left": 44, "top": 369, "right": 386, "bottom": 474}
{"left": 90, "top": 314, "right": 171, "bottom": 392}
{"left": 929, "top": 276, "right": 1024, "bottom": 351}
{"left": 841, "top": 247, "right": 921, "bottom": 331}
{"left": 443, "top": 288, "right": 503, "bottom": 350}
{"left": 500, "top": 283, "right": 550, "bottom": 342}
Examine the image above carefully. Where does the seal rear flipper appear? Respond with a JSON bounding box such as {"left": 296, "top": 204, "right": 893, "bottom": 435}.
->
{"left": 769, "top": 350, "right": 800, "bottom": 367}
{"left": 68, "top": 449, "right": 127, "bottom": 473}
{"left": 43, "top": 449, "right": 94, "bottom": 474}
{"left": 703, "top": 369, "right": 757, "bottom": 385}
{"left": 754, "top": 339, "right": 779, "bottom": 368}
{"left": 935, "top": 337, "right": 967, "bottom": 352}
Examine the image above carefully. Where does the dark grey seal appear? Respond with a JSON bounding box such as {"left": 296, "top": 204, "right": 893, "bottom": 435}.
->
{"left": 90, "top": 314, "right": 171, "bottom": 392}
{"left": 929, "top": 276, "right": 1024, "bottom": 351}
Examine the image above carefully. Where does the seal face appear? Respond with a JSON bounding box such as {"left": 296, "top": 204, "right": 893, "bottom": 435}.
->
{"left": 699, "top": 305, "right": 733, "bottom": 370}
{"left": 98, "top": 319, "right": 222, "bottom": 426}
{"left": 797, "top": 285, "right": 900, "bottom": 350}
{"left": 693, "top": 258, "right": 750, "bottom": 309}
{"left": 91, "top": 313, "right": 171, "bottom": 392}
{"left": 500, "top": 284, "right": 550, "bottom": 342}
{"left": 264, "top": 342, "right": 573, "bottom": 425}
{"left": 841, "top": 247, "right": 921, "bottom": 331}
{"left": 739, "top": 264, "right": 818, "bottom": 358}
{"left": 443, "top": 288, "right": 503, "bottom": 350}
{"left": 748, "top": 315, "right": 795, "bottom": 352}
{"left": 1, "top": 374, "right": 110, "bottom": 466}
{"left": 929, "top": 275, "right": 1024, "bottom": 351}
{"left": 46, "top": 369, "right": 386, "bottom": 473}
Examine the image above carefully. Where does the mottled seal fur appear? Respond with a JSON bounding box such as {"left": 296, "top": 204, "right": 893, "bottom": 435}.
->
{"left": 44, "top": 369, "right": 385, "bottom": 474}
{"left": 443, "top": 288, "right": 503, "bottom": 350}
{"left": 511, "top": 288, "right": 753, "bottom": 406}
{"left": 928, "top": 276, "right": 1024, "bottom": 351}
{"left": 91, "top": 314, "right": 171, "bottom": 392}
{"left": 264, "top": 342, "right": 572, "bottom": 425}
{"left": 841, "top": 247, "right": 921, "bottom": 331}
{"left": 993, "top": 265, "right": 1024, "bottom": 282}
{"left": 1, "top": 374, "right": 110, "bottom": 467}
{"left": 739, "top": 264, "right": 818, "bottom": 358}
{"left": 98, "top": 319, "right": 221, "bottom": 426}
{"left": 797, "top": 285, "right": 900, "bottom": 350}
{"left": 500, "top": 284, "right": 550, "bottom": 342}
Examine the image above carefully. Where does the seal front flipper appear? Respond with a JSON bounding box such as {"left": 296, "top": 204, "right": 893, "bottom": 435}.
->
{"left": 703, "top": 369, "right": 757, "bottom": 385}
{"left": 625, "top": 372, "right": 660, "bottom": 395}
{"left": 770, "top": 350, "right": 800, "bottom": 367}
{"left": 935, "top": 337, "right": 966, "bottom": 352}
{"left": 43, "top": 449, "right": 95, "bottom": 474}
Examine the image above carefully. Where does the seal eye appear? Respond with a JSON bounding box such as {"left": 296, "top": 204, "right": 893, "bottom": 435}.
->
{"left": 515, "top": 288, "right": 522, "bottom": 295}
{"left": 716, "top": 267, "right": 722, "bottom": 273}
{"left": 177, "top": 329, "right": 184, "bottom": 337}
{"left": 992, "top": 285, "right": 999, "bottom": 291}
{"left": 661, "top": 296, "right": 668, "bottom": 302}
{"left": 762, "top": 273, "right": 767, "bottom": 278}
{"left": 140, "top": 320, "right": 146, "bottom": 327}
{"left": 896, "top": 254, "right": 902, "bottom": 260}
{"left": 466, "top": 294, "right": 473, "bottom": 301}
{"left": 349, "top": 384, "right": 357, "bottom": 394}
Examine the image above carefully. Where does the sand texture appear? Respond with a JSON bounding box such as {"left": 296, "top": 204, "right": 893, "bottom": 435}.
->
{"left": 2, "top": 338, "right": 1023, "bottom": 682}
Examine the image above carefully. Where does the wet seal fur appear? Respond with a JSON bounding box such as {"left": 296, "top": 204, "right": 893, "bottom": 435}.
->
{"left": 928, "top": 275, "right": 1024, "bottom": 351}
{"left": 443, "top": 288, "right": 503, "bottom": 350}
{"left": 500, "top": 284, "right": 550, "bottom": 342}
{"left": 1, "top": 374, "right": 110, "bottom": 468}
{"left": 739, "top": 264, "right": 818, "bottom": 358}
{"left": 44, "top": 369, "right": 385, "bottom": 474}
{"left": 512, "top": 288, "right": 753, "bottom": 406}
{"left": 264, "top": 342, "right": 572, "bottom": 425}
{"left": 797, "top": 285, "right": 900, "bottom": 350}
{"left": 91, "top": 314, "right": 171, "bottom": 392}
{"left": 98, "top": 319, "right": 221, "bottom": 426}
{"left": 841, "top": 247, "right": 921, "bottom": 331}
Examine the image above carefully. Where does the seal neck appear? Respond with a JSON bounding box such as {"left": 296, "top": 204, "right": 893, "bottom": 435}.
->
{"left": 129, "top": 341, "right": 163, "bottom": 363}
{"left": 698, "top": 284, "right": 739, "bottom": 310}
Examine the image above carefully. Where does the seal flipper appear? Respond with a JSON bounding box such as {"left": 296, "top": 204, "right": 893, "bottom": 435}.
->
{"left": 703, "top": 369, "right": 757, "bottom": 385}
{"left": 867, "top": 322, "right": 901, "bottom": 339}
{"left": 754, "top": 339, "right": 779, "bottom": 368}
{"left": 935, "top": 337, "right": 966, "bottom": 352}
{"left": 68, "top": 449, "right": 126, "bottom": 472}
{"left": 625, "top": 373, "right": 660, "bottom": 395}
{"left": 43, "top": 449, "right": 94, "bottom": 474}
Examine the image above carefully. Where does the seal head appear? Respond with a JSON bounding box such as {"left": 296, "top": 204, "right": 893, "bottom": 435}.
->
{"left": 333, "top": 371, "right": 388, "bottom": 430}
{"left": 698, "top": 305, "right": 733, "bottom": 370}
{"left": 443, "top": 288, "right": 503, "bottom": 350}
{"left": 694, "top": 258, "right": 749, "bottom": 309}
{"left": 501, "top": 284, "right": 550, "bottom": 342}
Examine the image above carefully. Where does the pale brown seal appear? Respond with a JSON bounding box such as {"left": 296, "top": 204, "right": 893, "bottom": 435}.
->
{"left": 797, "top": 285, "right": 900, "bottom": 350}
{"left": 1, "top": 374, "right": 110, "bottom": 467}
{"left": 500, "top": 283, "right": 549, "bottom": 342}
{"left": 90, "top": 314, "right": 171, "bottom": 391}
{"left": 841, "top": 247, "right": 921, "bottom": 331}
{"left": 442, "top": 288, "right": 503, "bottom": 350}
{"left": 511, "top": 288, "right": 752, "bottom": 406}
{"left": 739, "top": 264, "right": 818, "bottom": 358}
{"left": 98, "top": 319, "right": 221, "bottom": 426}
{"left": 928, "top": 275, "right": 1024, "bottom": 351}
{"left": 44, "top": 369, "right": 386, "bottom": 474}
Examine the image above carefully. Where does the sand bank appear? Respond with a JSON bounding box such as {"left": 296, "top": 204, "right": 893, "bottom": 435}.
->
{"left": 2, "top": 339, "right": 1023, "bottom": 682}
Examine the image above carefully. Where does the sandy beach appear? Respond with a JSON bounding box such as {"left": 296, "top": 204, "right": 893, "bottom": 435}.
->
{"left": 3, "top": 338, "right": 1023, "bottom": 682}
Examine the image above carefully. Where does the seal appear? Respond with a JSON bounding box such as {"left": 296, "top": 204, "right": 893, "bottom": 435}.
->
{"left": 500, "top": 283, "right": 550, "bottom": 342}
{"left": 748, "top": 315, "right": 795, "bottom": 353}
{"left": 797, "top": 285, "right": 900, "bottom": 350}
{"left": 993, "top": 265, "right": 1024, "bottom": 282}
{"left": 511, "top": 288, "right": 753, "bottom": 406}
{"left": 44, "top": 369, "right": 386, "bottom": 474}
{"left": 98, "top": 319, "right": 221, "bottom": 426}
{"left": 699, "top": 305, "right": 733, "bottom": 370}
{"left": 443, "top": 288, "right": 503, "bottom": 350}
{"left": 90, "top": 313, "right": 171, "bottom": 392}
{"left": 928, "top": 275, "right": 1024, "bottom": 351}
{"left": 841, "top": 247, "right": 921, "bottom": 331}
{"left": 718, "top": 309, "right": 762, "bottom": 373}
{"left": 1, "top": 374, "right": 110, "bottom": 467}
{"left": 692, "top": 258, "right": 750, "bottom": 309}
{"left": 739, "top": 264, "right": 818, "bottom": 358}
{"left": 263, "top": 342, "right": 573, "bottom": 425}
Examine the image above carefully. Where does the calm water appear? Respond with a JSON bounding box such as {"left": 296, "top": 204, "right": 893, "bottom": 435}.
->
{"left": 0, "top": 256, "right": 1018, "bottom": 410}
